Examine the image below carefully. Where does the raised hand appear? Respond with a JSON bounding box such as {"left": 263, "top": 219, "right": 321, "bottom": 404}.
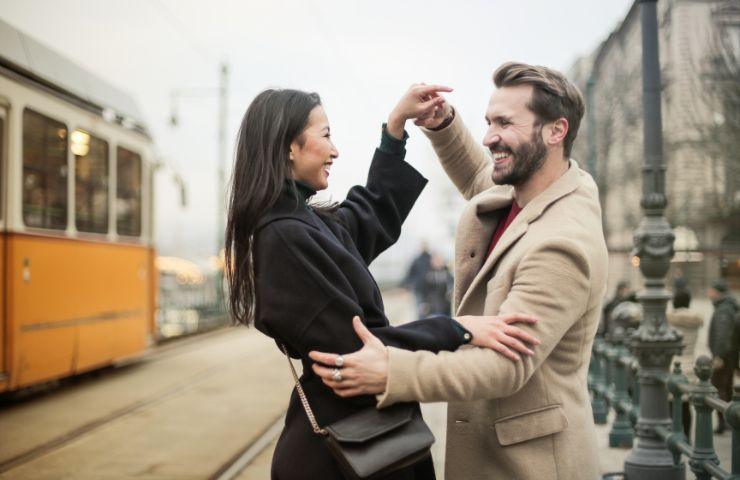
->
{"left": 387, "top": 84, "right": 453, "bottom": 139}
{"left": 414, "top": 95, "right": 453, "bottom": 130}
{"left": 456, "top": 313, "right": 540, "bottom": 361}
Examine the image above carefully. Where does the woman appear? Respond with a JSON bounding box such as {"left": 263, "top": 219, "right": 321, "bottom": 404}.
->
{"left": 225, "top": 86, "right": 539, "bottom": 479}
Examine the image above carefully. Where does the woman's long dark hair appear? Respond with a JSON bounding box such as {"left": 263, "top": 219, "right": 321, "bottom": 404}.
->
{"left": 225, "top": 89, "right": 322, "bottom": 326}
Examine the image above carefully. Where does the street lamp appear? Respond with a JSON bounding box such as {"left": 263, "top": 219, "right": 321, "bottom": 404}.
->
{"left": 623, "top": 1, "right": 684, "bottom": 479}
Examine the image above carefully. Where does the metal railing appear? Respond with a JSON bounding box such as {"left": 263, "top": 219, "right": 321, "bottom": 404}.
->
{"left": 589, "top": 329, "right": 740, "bottom": 479}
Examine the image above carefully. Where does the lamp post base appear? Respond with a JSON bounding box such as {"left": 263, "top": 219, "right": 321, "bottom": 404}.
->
{"left": 624, "top": 442, "right": 685, "bottom": 480}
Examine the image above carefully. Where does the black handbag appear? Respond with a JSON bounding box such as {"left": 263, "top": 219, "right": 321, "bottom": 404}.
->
{"left": 280, "top": 345, "right": 435, "bottom": 479}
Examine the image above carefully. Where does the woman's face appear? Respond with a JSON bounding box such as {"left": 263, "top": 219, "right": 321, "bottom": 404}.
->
{"left": 290, "top": 106, "right": 338, "bottom": 191}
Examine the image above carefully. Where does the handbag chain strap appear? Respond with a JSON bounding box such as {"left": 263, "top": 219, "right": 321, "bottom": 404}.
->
{"left": 280, "top": 344, "right": 328, "bottom": 436}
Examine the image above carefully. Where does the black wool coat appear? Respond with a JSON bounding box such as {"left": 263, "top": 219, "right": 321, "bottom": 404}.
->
{"left": 253, "top": 148, "right": 467, "bottom": 480}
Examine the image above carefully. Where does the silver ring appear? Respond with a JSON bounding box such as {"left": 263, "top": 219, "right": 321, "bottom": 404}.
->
{"left": 332, "top": 368, "right": 343, "bottom": 382}
{"left": 335, "top": 355, "right": 344, "bottom": 367}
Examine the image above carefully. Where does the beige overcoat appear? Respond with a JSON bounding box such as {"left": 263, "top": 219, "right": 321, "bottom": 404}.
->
{"left": 376, "top": 114, "right": 608, "bottom": 480}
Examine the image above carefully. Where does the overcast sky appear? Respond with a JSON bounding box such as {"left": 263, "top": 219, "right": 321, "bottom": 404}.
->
{"left": 0, "top": 0, "right": 633, "bottom": 277}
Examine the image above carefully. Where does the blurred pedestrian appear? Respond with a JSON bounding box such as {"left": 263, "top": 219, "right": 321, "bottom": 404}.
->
{"left": 707, "top": 279, "right": 739, "bottom": 434}
{"left": 225, "top": 86, "right": 538, "bottom": 480}
{"left": 418, "top": 252, "right": 453, "bottom": 317}
{"left": 599, "top": 280, "right": 633, "bottom": 336}
{"left": 403, "top": 241, "right": 431, "bottom": 315}
{"left": 667, "top": 289, "right": 703, "bottom": 438}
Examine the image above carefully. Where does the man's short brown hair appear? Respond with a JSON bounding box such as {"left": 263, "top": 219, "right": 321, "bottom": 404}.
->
{"left": 493, "top": 62, "right": 585, "bottom": 157}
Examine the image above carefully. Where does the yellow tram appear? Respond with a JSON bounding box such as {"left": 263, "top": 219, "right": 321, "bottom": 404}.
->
{"left": 0, "top": 19, "right": 158, "bottom": 393}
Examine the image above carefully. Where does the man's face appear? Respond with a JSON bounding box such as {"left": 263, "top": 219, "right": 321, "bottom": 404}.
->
{"left": 483, "top": 85, "right": 548, "bottom": 186}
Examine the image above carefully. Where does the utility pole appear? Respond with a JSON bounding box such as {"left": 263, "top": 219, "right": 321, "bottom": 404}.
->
{"left": 216, "top": 63, "right": 229, "bottom": 256}
{"left": 623, "top": 1, "right": 684, "bottom": 478}
{"left": 169, "top": 62, "right": 230, "bottom": 312}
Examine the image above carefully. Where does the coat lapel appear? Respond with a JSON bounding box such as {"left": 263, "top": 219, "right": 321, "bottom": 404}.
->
{"left": 455, "top": 160, "right": 584, "bottom": 315}
{"left": 453, "top": 187, "right": 513, "bottom": 309}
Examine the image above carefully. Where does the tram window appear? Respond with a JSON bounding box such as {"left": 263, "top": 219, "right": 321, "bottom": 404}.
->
{"left": 74, "top": 130, "right": 109, "bottom": 234}
{"left": 22, "top": 109, "right": 68, "bottom": 230}
{"left": 116, "top": 146, "right": 142, "bottom": 237}
{"left": 0, "top": 115, "right": 4, "bottom": 222}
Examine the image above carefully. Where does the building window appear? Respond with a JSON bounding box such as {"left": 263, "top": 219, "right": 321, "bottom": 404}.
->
{"left": 74, "top": 130, "right": 109, "bottom": 234}
{"left": 23, "top": 109, "right": 68, "bottom": 230}
{"left": 116, "top": 146, "right": 142, "bottom": 237}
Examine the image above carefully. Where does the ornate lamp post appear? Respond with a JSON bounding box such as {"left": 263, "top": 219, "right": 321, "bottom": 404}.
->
{"left": 623, "top": 1, "right": 685, "bottom": 478}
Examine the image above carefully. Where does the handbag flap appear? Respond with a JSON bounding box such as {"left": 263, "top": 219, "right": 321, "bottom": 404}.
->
{"left": 325, "top": 404, "right": 414, "bottom": 443}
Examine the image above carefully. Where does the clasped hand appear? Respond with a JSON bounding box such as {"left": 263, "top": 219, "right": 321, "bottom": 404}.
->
{"left": 309, "top": 314, "right": 540, "bottom": 398}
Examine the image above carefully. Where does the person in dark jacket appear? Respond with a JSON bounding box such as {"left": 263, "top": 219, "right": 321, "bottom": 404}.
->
{"left": 403, "top": 242, "right": 431, "bottom": 315}
{"left": 707, "top": 279, "right": 739, "bottom": 434}
{"left": 224, "top": 87, "right": 540, "bottom": 480}
{"left": 418, "top": 253, "right": 453, "bottom": 317}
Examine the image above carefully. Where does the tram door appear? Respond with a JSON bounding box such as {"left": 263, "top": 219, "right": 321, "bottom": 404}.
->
{"left": 0, "top": 105, "right": 6, "bottom": 383}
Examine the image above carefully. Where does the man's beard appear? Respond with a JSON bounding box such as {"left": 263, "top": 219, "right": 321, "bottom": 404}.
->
{"left": 491, "top": 125, "right": 547, "bottom": 186}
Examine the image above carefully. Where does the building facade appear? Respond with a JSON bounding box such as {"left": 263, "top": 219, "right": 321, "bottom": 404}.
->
{"left": 569, "top": 0, "right": 740, "bottom": 295}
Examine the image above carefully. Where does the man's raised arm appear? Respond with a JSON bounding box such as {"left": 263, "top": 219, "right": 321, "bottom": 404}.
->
{"left": 421, "top": 105, "right": 494, "bottom": 200}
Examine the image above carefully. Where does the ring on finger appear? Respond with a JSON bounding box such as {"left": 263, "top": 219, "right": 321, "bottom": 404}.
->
{"left": 335, "top": 355, "right": 344, "bottom": 367}
{"left": 332, "top": 368, "right": 343, "bottom": 382}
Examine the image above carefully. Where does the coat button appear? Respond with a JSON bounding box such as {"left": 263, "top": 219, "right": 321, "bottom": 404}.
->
{"left": 463, "top": 333, "right": 471, "bottom": 341}
{"left": 470, "top": 251, "right": 475, "bottom": 258}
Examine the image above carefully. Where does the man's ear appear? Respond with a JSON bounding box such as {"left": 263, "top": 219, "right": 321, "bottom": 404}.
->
{"left": 546, "top": 118, "right": 569, "bottom": 148}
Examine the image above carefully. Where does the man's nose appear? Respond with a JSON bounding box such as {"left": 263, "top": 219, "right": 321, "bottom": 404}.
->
{"left": 483, "top": 129, "right": 501, "bottom": 148}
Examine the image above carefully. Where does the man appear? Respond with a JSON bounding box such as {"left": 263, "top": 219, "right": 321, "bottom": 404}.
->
{"left": 310, "top": 62, "right": 608, "bottom": 479}
{"left": 707, "top": 279, "right": 739, "bottom": 434}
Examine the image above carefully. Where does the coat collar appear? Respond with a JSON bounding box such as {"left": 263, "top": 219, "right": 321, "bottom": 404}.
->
{"left": 255, "top": 189, "right": 322, "bottom": 232}
{"left": 456, "top": 159, "right": 582, "bottom": 313}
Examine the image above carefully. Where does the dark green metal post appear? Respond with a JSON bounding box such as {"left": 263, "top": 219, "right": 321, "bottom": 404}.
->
{"left": 689, "top": 357, "right": 719, "bottom": 480}
{"left": 729, "top": 385, "right": 740, "bottom": 476}
{"left": 591, "top": 339, "right": 609, "bottom": 424}
{"left": 623, "top": 0, "right": 685, "bottom": 478}
{"left": 586, "top": 75, "right": 597, "bottom": 176}
{"left": 610, "top": 328, "right": 635, "bottom": 447}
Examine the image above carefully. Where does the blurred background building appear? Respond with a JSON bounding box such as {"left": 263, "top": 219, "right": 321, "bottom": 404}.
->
{"left": 568, "top": 0, "right": 740, "bottom": 293}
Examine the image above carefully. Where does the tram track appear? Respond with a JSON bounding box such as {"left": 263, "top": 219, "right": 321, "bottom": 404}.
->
{"left": 0, "top": 327, "right": 292, "bottom": 478}
{"left": 210, "top": 413, "right": 285, "bottom": 480}
{"left": 0, "top": 363, "right": 225, "bottom": 473}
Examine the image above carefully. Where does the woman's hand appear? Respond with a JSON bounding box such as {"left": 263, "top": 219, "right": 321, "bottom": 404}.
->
{"left": 456, "top": 314, "right": 540, "bottom": 361}
{"left": 387, "top": 84, "right": 453, "bottom": 139}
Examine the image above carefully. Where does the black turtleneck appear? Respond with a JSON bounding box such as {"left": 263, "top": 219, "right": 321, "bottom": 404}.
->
{"left": 284, "top": 178, "right": 316, "bottom": 204}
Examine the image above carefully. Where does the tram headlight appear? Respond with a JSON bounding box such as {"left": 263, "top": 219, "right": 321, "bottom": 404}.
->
{"left": 71, "top": 129, "right": 91, "bottom": 156}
